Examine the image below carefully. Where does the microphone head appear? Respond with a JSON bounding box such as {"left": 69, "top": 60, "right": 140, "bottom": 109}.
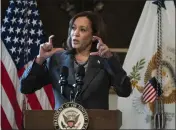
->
{"left": 60, "top": 66, "right": 68, "bottom": 78}
{"left": 76, "top": 66, "right": 85, "bottom": 77}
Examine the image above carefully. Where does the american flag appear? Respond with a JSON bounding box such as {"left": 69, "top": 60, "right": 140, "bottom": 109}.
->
{"left": 142, "top": 77, "right": 158, "bottom": 103}
{"left": 1, "top": 0, "right": 55, "bottom": 129}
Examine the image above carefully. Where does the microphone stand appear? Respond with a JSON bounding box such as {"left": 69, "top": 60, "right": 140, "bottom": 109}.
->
{"left": 74, "top": 79, "right": 83, "bottom": 101}
{"left": 70, "top": 89, "right": 74, "bottom": 102}
{"left": 73, "top": 66, "right": 85, "bottom": 102}
{"left": 69, "top": 82, "right": 83, "bottom": 102}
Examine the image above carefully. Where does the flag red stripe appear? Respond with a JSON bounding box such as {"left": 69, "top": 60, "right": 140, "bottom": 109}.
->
{"left": 143, "top": 82, "right": 150, "bottom": 92}
{"left": 146, "top": 95, "right": 156, "bottom": 103}
{"left": 17, "top": 67, "right": 25, "bottom": 78}
{"left": 146, "top": 92, "right": 156, "bottom": 102}
{"left": 26, "top": 94, "right": 43, "bottom": 110}
{"left": 143, "top": 85, "right": 153, "bottom": 97}
{"left": 1, "top": 106, "right": 12, "bottom": 130}
{"left": 143, "top": 88, "right": 155, "bottom": 101}
{"left": 43, "top": 84, "right": 55, "bottom": 109}
{"left": 143, "top": 87, "right": 155, "bottom": 100}
{"left": 1, "top": 62, "right": 22, "bottom": 129}
{"left": 149, "top": 95, "right": 157, "bottom": 102}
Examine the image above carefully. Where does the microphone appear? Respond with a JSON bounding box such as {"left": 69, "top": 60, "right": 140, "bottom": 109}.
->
{"left": 58, "top": 66, "right": 68, "bottom": 95}
{"left": 74, "top": 66, "right": 85, "bottom": 100}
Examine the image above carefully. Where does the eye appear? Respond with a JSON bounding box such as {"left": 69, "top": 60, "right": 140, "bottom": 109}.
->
{"left": 81, "top": 28, "right": 86, "bottom": 32}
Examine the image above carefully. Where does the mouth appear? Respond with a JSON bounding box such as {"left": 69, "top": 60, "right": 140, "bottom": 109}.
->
{"left": 72, "top": 39, "right": 79, "bottom": 44}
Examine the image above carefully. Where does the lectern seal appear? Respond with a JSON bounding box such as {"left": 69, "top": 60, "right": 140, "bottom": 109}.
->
{"left": 53, "top": 102, "right": 89, "bottom": 130}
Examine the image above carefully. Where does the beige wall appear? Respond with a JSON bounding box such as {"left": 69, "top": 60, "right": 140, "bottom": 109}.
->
{"left": 109, "top": 94, "right": 118, "bottom": 110}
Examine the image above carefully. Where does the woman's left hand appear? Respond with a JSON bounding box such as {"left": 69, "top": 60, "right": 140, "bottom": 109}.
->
{"left": 90, "top": 36, "right": 113, "bottom": 58}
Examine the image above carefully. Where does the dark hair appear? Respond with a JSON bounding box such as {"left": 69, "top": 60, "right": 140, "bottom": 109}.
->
{"left": 65, "top": 11, "right": 107, "bottom": 52}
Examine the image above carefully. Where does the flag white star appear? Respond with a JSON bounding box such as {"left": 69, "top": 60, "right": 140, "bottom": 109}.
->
{"left": 11, "top": 17, "right": 17, "bottom": 24}
{"left": 27, "top": 10, "right": 32, "bottom": 16}
{"left": 29, "top": 1, "right": 33, "bottom": 6}
{"left": 27, "top": 38, "right": 33, "bottom": 45}
{"left": 17, "top": 0, "right": 22, "bottom": 4}
{"left": 27, "top": 48, "right": 31, "bottom": 54}
{"left": 18, "top": 18, "right": 23, "bottom": 24}
{"left": 33, "top": 10, "right": 39, "bottom": 16}
{"left": 35, "top": 39, "right": 41, "bottom": 46}
{"left": 39, "top": 20, "right": 42, "bottom": 26}
{"left": 34, "top": 1, "right": 37, "bottom": 6}
{"left": 15, "top": 57, "right": 20, "bottom": 64}
{"left": 30, "top": 29, "right": 35, "bottom": 36}
{"left": 20, "top": 8, "right": 26, "bottom": 14}
{"left": 20, "top": 38, "right": 25, "bottom": 45}
{"left": 14, "top": 8, "right": 19, "bottom": 14}
{"left": 5, "top": 36, "right": 11, "bottom": 43}
{"left": 15, "top": 27, "right": 21, "bottom": 34}
{"left": 9, "top": 0, "right": 14, "bottom": 4}
{"left": 18, "top": 47, "right": 23, "bottom": 54}
{"left": 13, "top": 37, "right": 19, "bottom": 44}
{"left": 32, "top": 19, "right": 37, "bottom": 26}
{"left": 23, "top": 1, "right": 28, "bottom": 6}
{"left": 23, "top": 29, "right": 28, "bottom": 35}
{"left": 37, "top": 29, "right": 43, "bottom": 36}
{"left": 1, "top": 26, "right": 6, "bottom": 32}
{"left": 3, "top": 17, "right": 9, "bottom": 23}
{"left": 6, "top": 7, "right": 11, "bottom": 14}
{"left": 8, "top": 26, "right": 14, "bottom": 33}
{"left": 10, "top": 46, "right": 16, "bottom": 54}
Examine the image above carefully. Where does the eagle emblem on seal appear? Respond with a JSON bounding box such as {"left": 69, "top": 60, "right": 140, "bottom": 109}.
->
{"left": 61, "top": 110, "right": 81, "bottom": 128}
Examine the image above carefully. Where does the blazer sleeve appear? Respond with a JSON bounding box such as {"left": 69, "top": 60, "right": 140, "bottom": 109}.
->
{"left": 20, "top": 59, "right": 51, "bottom": 94}
{"left": 104, "top": 53, "right": 132, "bottom": 97}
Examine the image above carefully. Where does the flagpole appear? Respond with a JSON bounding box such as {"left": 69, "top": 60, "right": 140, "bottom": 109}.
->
{"left": 22, "top": 96, "right": 28, "bottom": 130}
{"left": 153, "top": 0, "right": 166, "bottom": 129}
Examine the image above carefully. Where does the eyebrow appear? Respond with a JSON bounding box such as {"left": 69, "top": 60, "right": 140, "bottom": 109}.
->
{"left": 73, "top": 24, "right": 88, "bottom": 29}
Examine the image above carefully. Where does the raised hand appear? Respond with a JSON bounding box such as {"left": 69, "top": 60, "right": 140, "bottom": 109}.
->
{"left": 36, "top": 35, "right": 64, "bottom": 65}
{"left": 90, "top": 36, "right": 112, "bottom": 58}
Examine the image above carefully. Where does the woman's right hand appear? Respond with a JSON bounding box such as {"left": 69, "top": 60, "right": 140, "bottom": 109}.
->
{"left": 36, "top": 35, "right": 64, "bottom": 65}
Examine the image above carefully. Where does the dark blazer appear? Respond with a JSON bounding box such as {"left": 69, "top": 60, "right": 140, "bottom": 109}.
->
{"left": 20, "top": 50, "right": 132, "bottom": 110}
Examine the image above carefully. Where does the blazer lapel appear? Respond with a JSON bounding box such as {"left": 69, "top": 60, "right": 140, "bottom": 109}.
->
{"left": 80, "top": 56, "right": 102, "bottom": 95}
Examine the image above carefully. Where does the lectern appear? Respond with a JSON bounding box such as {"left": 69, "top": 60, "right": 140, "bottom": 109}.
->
{"left": 24, "top": 109, "right": 122, "bottom": 130}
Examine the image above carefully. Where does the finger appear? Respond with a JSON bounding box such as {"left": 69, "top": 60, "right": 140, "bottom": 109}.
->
{"left": 41, "top": 44, "right": 47, "bottom": 51}
{"left": 93, "top": 35, "right": 101, "bottom": 41}
{"left": 97, "top": 43, "right": 105, "bottom": 50}
{"left": 51, "top": 48, "right": 64, "bottom": 54}
{"left": 45, "top": 43, "right": 52, "bottom": 50}
{"left": 93, "top": 36, "right": 104, "bottom": 49}
{"left": 93, "top": 35, "right": 104, "bottom": 43}
{"left": 100, "top": 48, "right": 108, "bottom": 57}
{"left": 90, "top": 52, "right": 99, "bottom": 56}
{"left": 99, "top": 45, "right": 106, "bottom": 52}
{"left": 48, "top": 35, "right": 54, "bottom": 45}
{"left": 41, "top": 43, "right": 52, "bottom": 51}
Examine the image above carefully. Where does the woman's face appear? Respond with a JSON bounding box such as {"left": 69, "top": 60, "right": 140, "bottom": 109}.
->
{"left": 70, "top": 16, "right": 93, "bottom": 51}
